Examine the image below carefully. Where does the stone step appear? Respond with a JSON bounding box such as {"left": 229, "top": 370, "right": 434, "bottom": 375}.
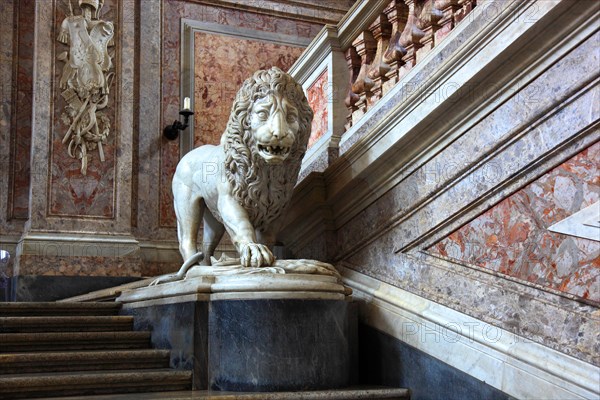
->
{"left": 0, "top": 302, "right": 121, "bottom": 316}
{"left": 43, "top": 388, "right": 411, "bottom": 399}
{"left": 0, "top": 331, "right": 151, "bottom": 352}
{"left": 0, "top": 349, "right": 171, "bottom": 374}
{"left": 0, "top": 369, "right": 192, "bottom": 399}
{"left": 0, "top": 316, "right": 134, "bottom": 332}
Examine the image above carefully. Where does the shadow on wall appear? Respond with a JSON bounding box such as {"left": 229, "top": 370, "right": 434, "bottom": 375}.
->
{"left": 358, "top": 324, "right": 516, "bottom": 400}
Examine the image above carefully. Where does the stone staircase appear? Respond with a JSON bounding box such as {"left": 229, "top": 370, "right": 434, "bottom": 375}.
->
{"left": 0, "top": 302, "right": 192, "bottom": 399}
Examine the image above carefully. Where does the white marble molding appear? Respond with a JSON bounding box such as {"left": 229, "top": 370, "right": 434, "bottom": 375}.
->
{"left": 117, "top": 273, "right": 349, "bottom": 306}
{"left": 341, "top": 266, "right": 600, "bottom": 400}
{"left": 548, "top": 201, "right": 600, "bottom": 242}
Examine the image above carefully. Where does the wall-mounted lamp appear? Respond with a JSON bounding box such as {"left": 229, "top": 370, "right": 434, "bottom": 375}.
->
{"left": 163, "top": 97, "right": 194, "bottom": 140}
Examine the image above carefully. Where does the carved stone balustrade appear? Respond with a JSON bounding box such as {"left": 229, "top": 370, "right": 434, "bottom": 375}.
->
{"left": 287, "top": 0, "right": 476, "bottom": 178}
{"left": 455, "top": 0, "right": 477, "bottom": 23}
{"left": 435, "top": 0, "right": 461, "bottom": 44}
{"left": 351, "top": 31, "right": 377, "bottom": 124}
{"left": 382, "top": 0, "right": 409, "bottom": 95}
{"left": 398, "top": 0, "right": 425, "bottom": 80}
{"left": 344, "top": 47, "right": 361, "bottom": 131}
{"left": 416, "top": 0, "right": 443, "bottom": 61}
{"left": 367, "top": 14, "right": 393, "bottom": 103}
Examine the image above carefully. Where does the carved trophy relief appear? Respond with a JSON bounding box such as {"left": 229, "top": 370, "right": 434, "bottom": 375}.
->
{"left": 57, "top": 0, "right": 115, "bottom": 175}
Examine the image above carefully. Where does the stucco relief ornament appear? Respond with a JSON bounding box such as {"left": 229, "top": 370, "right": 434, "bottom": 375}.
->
{"left": 152, "top": 67, "right": 340, "bottom": 285}
{"left": 57, "top": 0, "right": 114, "bottom": 175}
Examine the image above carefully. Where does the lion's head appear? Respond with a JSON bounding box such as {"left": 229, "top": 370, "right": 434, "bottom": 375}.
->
{"left": 221, "top": 67, "right": 313, "bottom": 231}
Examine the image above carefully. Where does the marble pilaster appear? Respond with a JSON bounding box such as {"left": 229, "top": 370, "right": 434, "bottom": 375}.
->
{"left": 12, "top": 0, "right": 142, "bottom": 300}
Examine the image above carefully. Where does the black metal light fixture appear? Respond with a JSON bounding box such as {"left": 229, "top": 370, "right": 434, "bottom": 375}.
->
{"left": 164, "top": 97, "right": 194, "bottom": 140}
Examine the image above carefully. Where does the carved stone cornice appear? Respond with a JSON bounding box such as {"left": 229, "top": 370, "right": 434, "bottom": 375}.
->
{"left": 184, "top": 0, "right": 353, "bottom": 25}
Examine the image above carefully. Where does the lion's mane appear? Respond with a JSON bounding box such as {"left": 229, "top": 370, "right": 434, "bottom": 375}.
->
{"left": 221, "top": 67, "right": 313, "bottom": 232}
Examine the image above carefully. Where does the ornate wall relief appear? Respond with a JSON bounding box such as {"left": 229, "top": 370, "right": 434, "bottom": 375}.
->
{"left": 57, "top": 0, "right": 115, "bottom": 175}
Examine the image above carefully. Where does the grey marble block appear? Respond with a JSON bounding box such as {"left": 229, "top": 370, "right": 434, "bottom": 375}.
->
{"left": 209, "top": 299, "right": 355, "bottom": 392}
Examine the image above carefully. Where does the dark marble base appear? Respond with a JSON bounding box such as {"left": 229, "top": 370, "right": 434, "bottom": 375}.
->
{"left": 358, "top": 324, "right": 515, "bottom": 400}
{"left": 9, "top": 275, "right": 141, "bottom": 302}
{"left": 209, "top": 299, "right": 355, "bottom": 392}
{"left": 120, "top": 301, "right": 209, "bottom": 390}
{"left": 0, "top": 278, "right": 10, "bottom": 302}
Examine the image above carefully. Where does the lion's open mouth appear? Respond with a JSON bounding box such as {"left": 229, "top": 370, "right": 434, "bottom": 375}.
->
{"left": 258, "top": 144, "right": 290, "bottom": 159}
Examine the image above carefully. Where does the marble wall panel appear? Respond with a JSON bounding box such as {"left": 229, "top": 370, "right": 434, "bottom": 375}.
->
{"left": 429, "top": 143, "right": 600, "bottom": 302}
{"left": 159, "top": 0, "right": 322, "bottom": 227}
{"left": 193, "top": 31, "right": 305, "bottom": 147}
{"left": 306, "top": 68, "right": 329, "bottom": 149}
{"left": 48, "top": 0, "right": 119, "bottom": 218}
{"left": 9, "top": 0, "right": 35, "bottom": 220}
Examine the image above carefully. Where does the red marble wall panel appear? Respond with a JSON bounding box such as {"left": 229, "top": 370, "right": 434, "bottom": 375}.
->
{"left": 430, "top": 143, "right": 600, "bottom": 302}
{"left": 159, "top": 0, "right": 321, "bottom": 226}
{"left": 193, "top": 31, "right": 304, "bottom": 147}
{"left": 48, "top": 0, "right": 119, "bottom": 218}
{"left": 306, "top": 69, "right": 329, "bottom": 149}
{"left": 9, "top": 0, "right": 35, "bottom": 219}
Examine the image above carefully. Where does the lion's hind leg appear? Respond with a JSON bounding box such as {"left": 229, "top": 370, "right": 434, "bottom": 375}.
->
{"left": 202, "top": 210, "right": 225, "bottom": 266}
{"left": 173, "top": 182, "right": 204, "bottom": 262}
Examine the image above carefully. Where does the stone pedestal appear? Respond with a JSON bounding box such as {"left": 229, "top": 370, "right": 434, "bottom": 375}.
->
{"left": 210, "top": 298, "right": 351, "bottom": 391}
{"left": 117, "top": 273, "right": 356, "bottom": 391}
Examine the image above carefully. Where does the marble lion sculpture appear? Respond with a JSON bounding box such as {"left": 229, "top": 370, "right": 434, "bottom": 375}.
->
{"left": 170, "top": 67, "right": 313, "bottom": 279}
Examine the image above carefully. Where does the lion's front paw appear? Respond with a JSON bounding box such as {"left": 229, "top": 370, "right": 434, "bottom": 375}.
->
{"left": 240, "top": 243, "right": 275, "bottom": 268}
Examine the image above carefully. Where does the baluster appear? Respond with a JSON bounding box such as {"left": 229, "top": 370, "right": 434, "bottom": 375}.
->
{"left": 351, "top": 31, "right": 377, "bottom": 125}
{"left": 434, "top": 0, "right": 460, "bottom": 44}
{"left": 344, "top": 46, "right": 361, "bottom": 131}
{"left": 398, "top": 0, "right": 424, "bottom": 80}
{"left": 367, "top": 13, "right": 393, "bottom": 103}
{"left": 416, "top": 0, "right": 443, "bottom": 62}
{"left": 455, "top": 0, "right": 476, "bottom": 23}
{"left": 382, "top": 0, "right": 409, "bottom": 96}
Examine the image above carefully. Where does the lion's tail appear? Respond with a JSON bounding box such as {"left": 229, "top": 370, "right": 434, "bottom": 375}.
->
{"left": 175, "top": 251, "right": 205, "bottom": 278}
